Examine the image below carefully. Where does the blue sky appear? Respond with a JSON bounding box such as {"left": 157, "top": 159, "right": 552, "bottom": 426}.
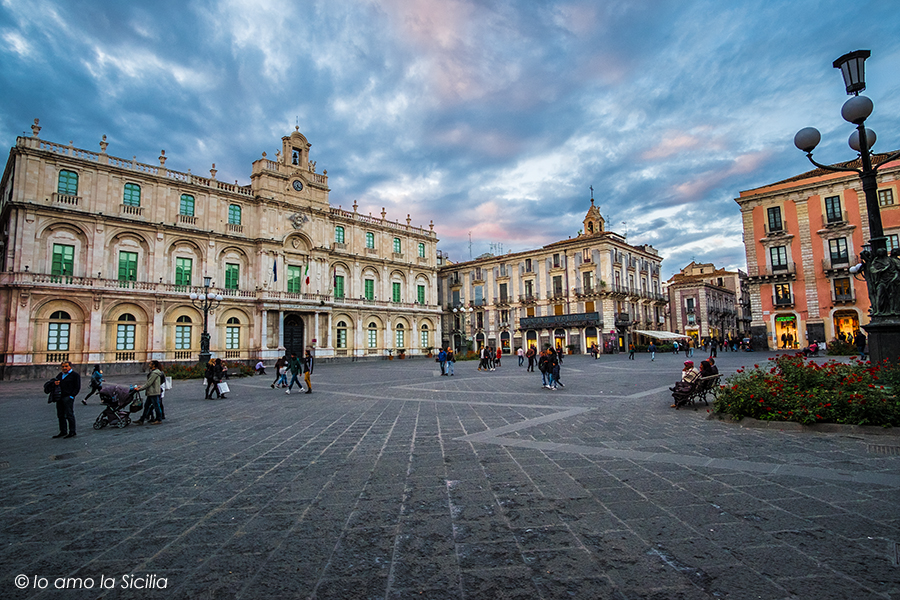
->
{"left": 1, "top": 0, "right": 899, "bottom": 278}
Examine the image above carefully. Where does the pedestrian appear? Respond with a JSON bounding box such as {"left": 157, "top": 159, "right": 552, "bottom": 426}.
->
{"left": 204, "top": 359, "right": 217, "bottom": 399}
{"left": 446, "top": 347, "right": 455, "bottom": 376}
{"left": 526, "top": 345, "right": 536, "bottom": 372}
{"left": 135, "top": 360, "right": 164, "bottom": 425}
{"left": 709, "top": 338, "right": 718, "bottom": 358}
{"left": 688, "top": 338, "right": 694, "bottom": 357}
{"left": 648, "top": 341, "right": 656, "bottom": 361}
{"left": 855, "top": 330, "right": 867, "bottom": 360}
{"left": 303, "top": 349, "right": 313, "bottom": 393}
{"left": 673, "top": 340, "right": 679, "bottom": 354}
{"left": 271, "top": 355, "right": 287, "bottom": 388}
{"left": 495, "top": 346, "right": 502, "bottom": 368}
{"left": 517, "top": 346, "right": 524, "bottom": 367}
{"left": 538, "top": 348, "right": 550, "bottom": 388}
{"left": 438, "top": 347, "right": 447, "bottom": 375}
{"left": 82, "top": 364, "right": 103, "bottom": 404}
{"left": 546, "top": 347, "right": 560, "bottom": 390}
{"left": 628, "top": 343, "right": 635, "bottom": 360}
{"left": 552, "top": 350, "right": 564, "bottom": 388}
{"left": 255, "top": 360, "right": 266, "bottom": 375}
{"left": 285, "top": 352, "right": 304, "bottom": 394}
{"left": 556, "top": 343, "right": 564, "bottom": 365}
{"left": 51, "top": 361, "right": 80, "bottom": 438}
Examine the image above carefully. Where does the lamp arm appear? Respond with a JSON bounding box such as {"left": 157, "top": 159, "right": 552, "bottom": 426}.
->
{"left": 804, "top": 153, "right": 861, "bottom": 174}
{"left": 872, "top": 150, "right": 900, "bottom": 174}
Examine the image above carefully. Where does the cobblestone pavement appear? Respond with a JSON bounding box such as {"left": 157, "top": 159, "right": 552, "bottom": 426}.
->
{"left": 1, "top": 350, "right": 899, "bottom": 600}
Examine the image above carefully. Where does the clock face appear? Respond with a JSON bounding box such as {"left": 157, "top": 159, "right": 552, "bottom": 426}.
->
{"left": 292, "top": 180, "right": 303, "bottom": 191}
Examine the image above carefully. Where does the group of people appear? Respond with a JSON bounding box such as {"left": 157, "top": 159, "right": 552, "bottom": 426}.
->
{"left": 537, "top": 346, "right": 564, "bottom": 390}
{"left": 437, "top": 348, "right": 456, "bottom": 375}
{"left": 270, "top": 350, "right": 314, "bottom": 394}
{"left": 477, "top": 345, "right": 502, "bottom": 371}
{"left": 670, "top": 358, "right": 719, "bottom": 408}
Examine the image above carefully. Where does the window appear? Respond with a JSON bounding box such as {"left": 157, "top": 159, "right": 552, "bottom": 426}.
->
{"left": 116, "top": 314, "right": 136, "bottom": 350}
{"left": 417, "top": 284, "right": 425, "bottom": 304}
{"left": 175, "top": 315, "right": 192, "bottom": 350}
{"left": 583, "top": 271, "right": 593, "bottom": 292}
{"left": 123, "top": 183, "right": 141, "bottom": 206}
{"left": 829, "top": 237, "right": 849, "bottom": 264}
{"left": 175, "top": 257, "right": 192, "bottom": 286}
{"left": 553, "top": 253, "right": 561, "bottom": 268}
{"left": 418, "top": 243, "right": 425, "bottom": 258}
{"left": 364, "top": 278, "right": 375, "bottom": 300}
{"left": 476, "top": 312, "right": 484, "bottom": 328}
{"left": 552, "top": 275, "right": 563, "bottom": 296}
{"left": 225, "top": 317, "right": 240, "bottom": 350}
{"left": 367, "top": 322, "right": 378, "bottom": 348}
{"left": 57, "top": 170, "right": 78, "bottom": 195}
{"left": 834, "top": 278, "right": 851, "bottom": 300}
{"left": 686, "top": 298, "right": 695, "bottom": 311}
{"left": 420, "top": 324, "right": 429, "bottom": 348}
{"left": 393, "top": 238, "right": 401, "bottom": 254}
{"left": 51, "top": 244, "right": 74, "bottom": 276}
{"left": 228, "top": 204, "right": 242, "bottom": 225}
{"left": 524, "top": 258, "right": 532, "bottom": 272}
{"left": 392, "top": 281, "right": 401, "bottom": 303}
{"left": 774, "top": 283, "right": 792, "bottom": 305}
{"left": 333, "top": 275, "right": 345, "bottom": 299}
{"left": 118, "top": 251, "right": 138, "bottom": 281}
{"left": 335, "top": 226, "right": 345, "bottom": 244}
{"left": 499, "top": 282, "right": 508, "bottom": 302}
{"left": 395, "top": 324, "right": 405, "bottom": 348}
{"left": 48, "top": 311, "right": 71, "bottom": 351}
{"left": 180, "top": 194, "right": 195, "bottom": 216}
{"left": 888, "top": 234, "right": 900, "bottom": 253}
{"left": 582, "top": 248, "right": 592, "bottom": 262}
{"left": 366, "top": 232, "right": 375, "bottom": 249}
{"left": 225, "top": 263, "right": 239, "bottom": 290}
{"left": 879, "top": 189, "right": 895, "bottom": 207}
{"left": 336, "top": 321, "right": 348, "bottom": 349}
{"left": 770, "top": 246, "right": 788, "bottom": 270}
{"left": 287, "top": 265, "right": 302, "bottom": 293}
{"left": 825, "top": 195, "right": 842, "bottom": 223}
{"left": 767, "top": 206, "right": 783, "bottom": 232}
{"left": 524, "top": 280, "right": 534, "bottom": 298}
{"left": 474, "top": 285, "right": 483, "bottom": 306}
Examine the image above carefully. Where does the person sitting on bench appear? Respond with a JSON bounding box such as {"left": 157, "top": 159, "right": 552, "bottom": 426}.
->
{"left": 802, "top": 341, "right": 819, "bottom": 358}
{"left": 671, "top": 360, "right": 700, "bottom": 408}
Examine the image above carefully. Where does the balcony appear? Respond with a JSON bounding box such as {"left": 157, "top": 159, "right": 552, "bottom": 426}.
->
{"left": 52, "top": 192, "right": 80, "bottom": 207}
{"left": 823, "top": 211, "right": 850, "bottom": 228}
{"left": 519, "top": 294, "right": 537, "bottom": 304}
{"left": 178, "top": 214, "right": 197, "bottom": 226}
{"left": 227, "top": 223, "right": 244, "bottom": 234}
{"left": 822, "top": 255, "right": 853, "bottom": 273}
{"left": 748, "top": 262, "right": 796, "bottom": 281}
{"left": 832, "top": 289, "right": 856, "bottom": 304}
{"left": 764, "top": 222, "right": 787, "bottom": 236}
{"left": 496, "top": 295, "right": 510, "bottom": 306}
{"left": 120, "top": 203, "right": 144, "bottom": 217}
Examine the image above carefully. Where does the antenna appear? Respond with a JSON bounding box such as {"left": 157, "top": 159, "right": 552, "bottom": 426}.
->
{"left": 621, "top": 221, "right": 628, "bottom": 238}
{"left": 468, "top": 232, "right": 473, "bottom": 260}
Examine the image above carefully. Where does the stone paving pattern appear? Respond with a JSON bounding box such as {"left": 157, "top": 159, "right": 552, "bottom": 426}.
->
{"left": 1, "top": 350, "right": 899, "bottom": 599}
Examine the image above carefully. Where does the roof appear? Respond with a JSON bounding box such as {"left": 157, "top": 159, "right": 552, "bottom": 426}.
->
{"left": 742, "top": 151, "right": 900, "bottom": 194}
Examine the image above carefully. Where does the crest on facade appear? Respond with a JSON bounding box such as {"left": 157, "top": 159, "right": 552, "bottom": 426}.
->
{"left": 288, "top": 212, "right": 309, "bottom": 230}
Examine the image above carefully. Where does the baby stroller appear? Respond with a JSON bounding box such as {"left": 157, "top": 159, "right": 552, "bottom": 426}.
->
{"left": 93, "top": 384, "right": 143, "bottom": 429}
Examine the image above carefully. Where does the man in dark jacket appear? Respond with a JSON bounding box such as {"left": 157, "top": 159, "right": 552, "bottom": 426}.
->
{"left": 53, "top": 361, "right": 81, "bottom": 438}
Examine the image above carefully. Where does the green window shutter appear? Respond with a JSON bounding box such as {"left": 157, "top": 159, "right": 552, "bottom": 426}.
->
{"left": 226, "top": 326, "right": 240, "bottom": 349}
{"left": 175, "top": 257, "right": 192, "bottom": 286}
{"left": 417, "top": 285, "right": 425, "bottom": 304}
{"left": 418, "top": 243, "right": 425, "bottom": 258}
{"left": 228, "top": 204, "right": 241, "bottom": 225}
{"left": 392, "top": 282, "right": 401, "bottom": 303}
{"left": 366, "top": 232, "right": 375, "bottom": 249}
{"left": 180, "top": 194, "right": 195, "bottom": 216}
{"left": 335, "top": 226, "right": 345, "bottom": 244}
{"left": 334, "top": 275, "right": 345, "bottom": 298}
{"left": 364, "top": 279, "right": 374, "bottom": 300}
{"left": 57, "top": 170, "right": 78, "bottom": 195}
{"left": 287, "top": 265, "right": 302, "bottom": 293}
{"left": 51, "top": 244, "right": 74, "bottom": 276}
{"left": 118, "top": 251, "right": 138, "bottom": 281}
{"left": 393, "top": 238, "right": 401, "bottom": 253}
{"left": 225, "top": 264, "right": 239, "bottom": 290}
{"left": 123, "top": 183, "right": 141, "bottom": 206}
{"left": 175, "top": 325, "right": 191, "bottom": 350}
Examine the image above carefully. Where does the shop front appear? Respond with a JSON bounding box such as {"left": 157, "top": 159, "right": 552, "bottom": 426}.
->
{"left": 773, "top": 314, "right": 800, "bottom": 349}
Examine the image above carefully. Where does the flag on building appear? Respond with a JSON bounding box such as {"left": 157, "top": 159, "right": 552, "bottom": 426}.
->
{"left": 304, "top": 263, "right": 309, "bottom": 285}
{"left": 273, "top": 257, "right": 277, "bottom": 282}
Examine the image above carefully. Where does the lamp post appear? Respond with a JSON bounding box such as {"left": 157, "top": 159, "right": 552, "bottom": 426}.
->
{"left": 189, "top": 276, "right": 223, "bottom": 366}
{"left": 452, "top": 306, "right": 474, "bottom": 352}
{"left": 794, "top": 50, "right": 900, "bottom": 363}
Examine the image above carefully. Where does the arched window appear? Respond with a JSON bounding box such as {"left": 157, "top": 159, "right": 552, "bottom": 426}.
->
{"left": 117, "top": 313, "right": 136, "bottom": 350}
{"left": 123, "top": 183, "right": 141, "bottom": 207}
{"left": 48, "top": 311, "right": 71, "bottom": 353}
{"left": 175, "top": 315, "right": 192, "bottom": 350}
{"left": 228, "top": 204, "right": 242, "bottom": 225}
{"left": 335, "top": 226, "right": 345, "bottom": 245}
{"left": 336, "top": 320, "right": 348, "bottom": 349}
{"left": 226, "top": 317, "right": 240, "bottom": 350}
{"left": 420, "top": 323, "right": 429, "bottom": 349}
{"left": 57, "top": 170, "right": 78, "bottom": 195}
{"left": 367, "top": 322, "right": 378, "bottom": 348}
{"left": 395, "top": 323, "right": 405, "bottom": 349}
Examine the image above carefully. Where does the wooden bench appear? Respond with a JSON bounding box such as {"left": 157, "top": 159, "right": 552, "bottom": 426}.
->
{"left": 676, "top": 374, "right": 721, "bottom": 409}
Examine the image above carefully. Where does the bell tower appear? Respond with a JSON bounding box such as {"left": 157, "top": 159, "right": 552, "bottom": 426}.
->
{"left": 582, "top": 194, "right": 605, "bottom": 235}
{"left": 282, "top": 127, "right": 310, "bottom": 170}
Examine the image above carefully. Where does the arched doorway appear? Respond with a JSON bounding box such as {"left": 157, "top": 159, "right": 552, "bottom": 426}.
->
{"left": 284, "top": 313, "right": 305, "bottom": 357}
{"left": 833, "top": 310, "right": 859, "bottom": 342}
{"left": 526, "top": 330, "right": 537, "bottom": 351}
{"left": 500, "top": 331, "right": 510, "bottom": 352}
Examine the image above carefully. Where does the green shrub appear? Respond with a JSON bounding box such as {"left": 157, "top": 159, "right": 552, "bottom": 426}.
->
{"left": 826, "top": 339, "right": 857, "bottom": 356}
{"left": 714, "top": 355, "right": 900, "bottom": 426}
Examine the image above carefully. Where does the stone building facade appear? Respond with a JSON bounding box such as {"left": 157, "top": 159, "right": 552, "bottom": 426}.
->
{"left": 665, "top": 261, "right": 751, "bottom": 343}
{"left": 437, "top": 199, "right": 666, "bottom": 354}
{"left": 735, "top": 154, "right": 900, "bottom": 350}
{"left": 0, "top": 120, "right": 441, "bottom": 378}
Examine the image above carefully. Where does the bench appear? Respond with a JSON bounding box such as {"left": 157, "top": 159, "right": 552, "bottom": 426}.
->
{"left": 676, "top": 374, "right": 721, "bottom": 409}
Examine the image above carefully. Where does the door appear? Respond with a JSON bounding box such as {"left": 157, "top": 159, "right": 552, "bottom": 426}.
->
{"left": 284, "top": 314, "right": 305, "bottom": 357}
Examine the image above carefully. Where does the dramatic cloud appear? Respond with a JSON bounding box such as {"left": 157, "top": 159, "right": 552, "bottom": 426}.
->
{"left": 1, "top": 0, "right": 898, "bottom": 278}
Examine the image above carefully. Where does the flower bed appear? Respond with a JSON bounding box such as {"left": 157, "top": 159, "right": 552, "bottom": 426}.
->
{"left": 714, "top": 355, "right": 900, "bottom": 426}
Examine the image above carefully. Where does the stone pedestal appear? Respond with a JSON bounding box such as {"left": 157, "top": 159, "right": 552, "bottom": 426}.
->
{"left": 862, "top": 317, "right": 900, "bottom": 364}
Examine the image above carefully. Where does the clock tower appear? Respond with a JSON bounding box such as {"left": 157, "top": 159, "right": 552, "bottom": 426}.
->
{"left": 250, "top": 127, "right": 330, "bottom": 209}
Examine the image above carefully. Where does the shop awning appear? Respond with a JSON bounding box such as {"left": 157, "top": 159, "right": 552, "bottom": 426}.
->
{"left": 632, "top": 330, "right": 690, "bottom": 340}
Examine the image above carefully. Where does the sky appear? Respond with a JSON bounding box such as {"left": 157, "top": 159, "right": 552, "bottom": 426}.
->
{"left": 1, "top": 0, "right": 899, "bottom": 279}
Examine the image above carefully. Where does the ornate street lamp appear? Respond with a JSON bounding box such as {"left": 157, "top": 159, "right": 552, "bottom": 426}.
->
{"left": 189, "top": 276, "right": 223, "bottom": 366}
{"left": 452, "top": 306, "right": 474, "bottom": 351}
{"left": 794, "top": 50, "right": 900, "bottom": 363}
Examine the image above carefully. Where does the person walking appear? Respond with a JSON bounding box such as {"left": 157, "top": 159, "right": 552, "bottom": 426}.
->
{"left": 648, "top": 341, "right": 656, "bottom": 361}
{"left": 285, "top": 352, "right": 304, "bottom": 394}
{"left": 688, "top": 338, "right": 694, "bottom": 357}
{"left": 204, "top": 359, "right": 217, "bottom": 399}
{"left": 82, "top": 364, "right": 103, "bottom": 404}
{"left": 438, "top": 347, "right": 447, "bottom": 375}
{"left": 446, "top": 347, "right": 455, "bottom": 376}
{"left": 52, "top": 361, "right": 81, "bottom": 438}
{"left": 302, "top": 350, "right": 313, "bottom": 393}
{"left": 495, "top": 346, "right": 502, "bottom": 368}
{"left": 628, "top": 343, "right": 635, "bottom": 360}
{"left": 546, "top": 347, "right": 560, "bottom": 390}
{"left": 271, "top": 355, "right": 287, "bottom": 388}
{"left": 135, "top": 360, "right": 164, "bottom": 425}
{"left": 709, "top": 338, "right": 718, "bottom": 358}
{"left": 517, "top": 346, "right": 524, "bottom": 367}
{"left": 855, "top": 330, "right": 867, "bottom": 360}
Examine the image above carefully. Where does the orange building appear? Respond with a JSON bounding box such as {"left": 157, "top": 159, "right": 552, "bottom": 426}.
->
{"left": 735, "top": 153, "right": 900, "bottom": 350}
